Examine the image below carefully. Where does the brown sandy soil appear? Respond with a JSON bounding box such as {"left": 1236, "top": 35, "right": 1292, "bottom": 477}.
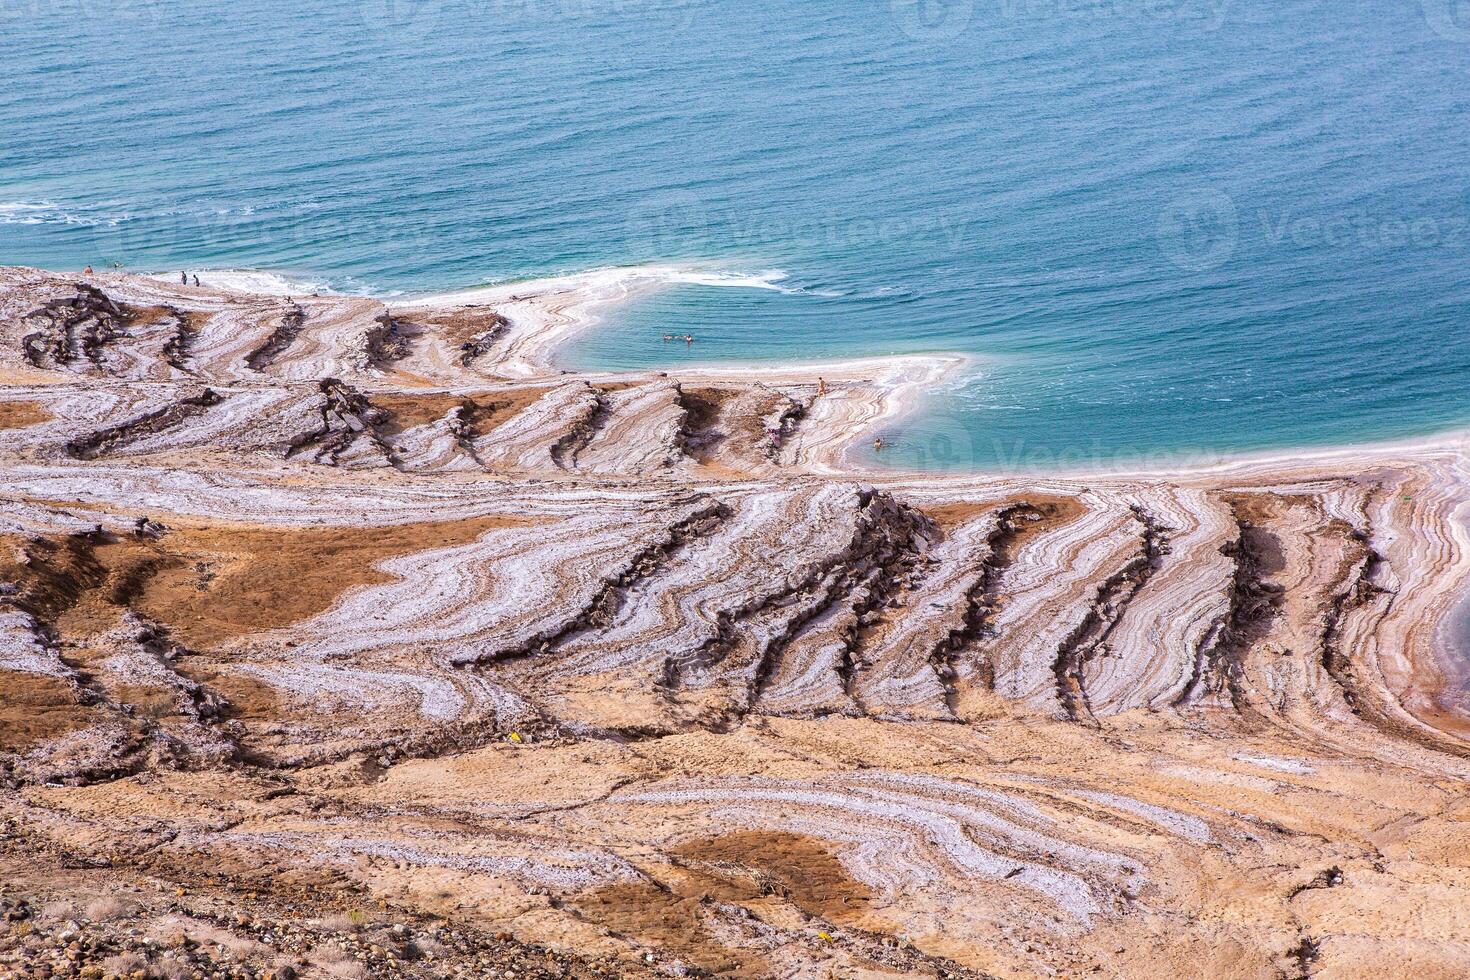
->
{"left": 122, "top": 516, "right": 529, "bottom": 648}
{"left": 2, "top": 266, "right": 1470, "bottom": 979}
{"left": 0, "top": 399, "right": 51, "bottom": 430}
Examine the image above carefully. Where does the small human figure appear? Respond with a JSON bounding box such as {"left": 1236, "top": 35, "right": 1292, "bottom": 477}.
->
{"left": 817, "top": 377, "right": 826, "bottom": 396}
{"left": 181, "top": 271, "right": 188, "bottom": 284}
{"left": 683, "top": 334, "right": 694, "bottom": 346}
{"left": 662, "top": 334, "right": 674, "bottom": 341}
{"left": 873, "top": 437, "right": 884, "bottom": 452}
{"left": 192, "top": 275, "right": 200, "bottom": 287}
{"left": 83, "top": 265, "right": 93, "bottom": 275}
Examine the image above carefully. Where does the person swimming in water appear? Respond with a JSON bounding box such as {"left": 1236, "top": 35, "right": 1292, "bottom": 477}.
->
{"left": 684, "top": 334, "right": 694, "bottom": 345}
{"left": 873, "top": 437, "right": 884, "bottom": 452}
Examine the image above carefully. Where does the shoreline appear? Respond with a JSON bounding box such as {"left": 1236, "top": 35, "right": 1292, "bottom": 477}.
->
{"left": 7, "top": 263, "right": 1469, "bottom": 711}
{"left": 8, "top": 261, "right": 1470, "bottom": 732}
{"left": 5, "top": 263, "right": 1470, "bottom": 977}
{"left": 388, "top": 262, "right": 1470, "bottom": 482}
{"left": 116, "top": 262, "right": 1470, "bottom": 480}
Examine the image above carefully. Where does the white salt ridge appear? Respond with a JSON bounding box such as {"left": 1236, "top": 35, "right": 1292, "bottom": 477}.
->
{"left": 0, "top": 461, "right": 673, "bottom": 529}
{"left": 1071, "top": 790, "right": 1214, "bottom": 844}
{"left": 614, "top": 774, "right": 1146, "bottom": 923}
{"left": 548, "top": 484, "right": 868, "bottom": 683}
{"left": 852, "top": 511, "right": 1000, "bottom": 720}
{"left": 234, "top": 663, "right": 476, "bottom": 722}
{"left": 0, "top": 610, "right": 71, "bottom": 677}
{"left": 1083, "top": 487, "right": 1237, "bottom": 714}
{"left": 278, "top": 507, "right": 677, "bottom": 664}
{"left": 217, "top": 831, "right": 636, "bottom": 890}
{"left": 1232, "top": 754, "right": 1317, "bottom": 775}
{"left": 980, "top": 492, "right": 1144, "bottom": 709}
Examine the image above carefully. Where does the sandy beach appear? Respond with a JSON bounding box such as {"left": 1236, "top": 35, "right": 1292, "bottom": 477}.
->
{"left": 3, "top": 265, "right": 1470, "bottom": 979}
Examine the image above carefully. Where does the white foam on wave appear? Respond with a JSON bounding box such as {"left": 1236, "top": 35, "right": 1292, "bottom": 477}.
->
{"left": 145, "top": 268, "right": 341, "bottom": 297}
{"left": 2, "top": 199, "right": 310, "bottom": 228}
{"left": 135, "top": 261, "right": 817, "bottom": 309}
{"left": 0, "top": 200, "right": 129, "bottom": 227}
{"left": 391, "top": 263, "right": 797, "bottom": 309}
{"left": 663, "top": 267, "right": 799, "bottom": 292}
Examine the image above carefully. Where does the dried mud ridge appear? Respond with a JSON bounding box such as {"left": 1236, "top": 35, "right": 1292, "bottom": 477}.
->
{"left": 2, "top": 267, "right": 1470, "bottom": 979}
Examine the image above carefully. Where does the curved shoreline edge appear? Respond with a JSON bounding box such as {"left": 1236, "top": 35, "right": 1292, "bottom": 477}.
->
{"left": 6, "top": 263, "right": 1468, "bottom": 723}
{"left": 4, "top": 264, "right": 1470, "bottom": 977}
{"left": 156, "top": 262, "right": 1470, "bottom": 479}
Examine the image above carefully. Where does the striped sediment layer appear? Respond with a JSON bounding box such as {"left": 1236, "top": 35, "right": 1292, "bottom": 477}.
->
{"left": 2, "top": 265, "right": 1469, "bottom": 979}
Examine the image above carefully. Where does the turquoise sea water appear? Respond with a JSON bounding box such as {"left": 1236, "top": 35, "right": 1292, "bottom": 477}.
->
{"left": 4, "top": 0, "right": 1470, "bottom": 470}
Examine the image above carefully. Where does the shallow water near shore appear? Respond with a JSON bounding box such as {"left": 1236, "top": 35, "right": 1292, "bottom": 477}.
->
{"left": 4, "top": 0, "right": 1470, "bottom": 469}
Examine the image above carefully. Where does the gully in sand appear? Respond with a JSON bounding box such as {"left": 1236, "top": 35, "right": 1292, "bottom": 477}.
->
{"left": 2, "top": 266, "right": 1469, "bottom": 978}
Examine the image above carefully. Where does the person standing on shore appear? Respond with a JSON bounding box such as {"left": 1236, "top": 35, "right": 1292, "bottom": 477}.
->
{"left": 181, "top": 271, "right": 188, "bottom": 284}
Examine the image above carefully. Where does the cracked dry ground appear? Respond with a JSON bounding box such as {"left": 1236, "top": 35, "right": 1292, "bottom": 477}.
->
{"left": 2, "top": 268, "right": 1470, "bottom": 980}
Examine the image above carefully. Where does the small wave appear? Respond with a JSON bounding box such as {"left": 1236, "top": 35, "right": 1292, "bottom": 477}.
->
{"left": 826, "top": 284, "right": 915, "bottom": 301}
{"left": 0, "top": 199, "right": 309, "bottom": 228}
{"left": 0, "top": 200, "right": 130, "bottom": 227}
{"left": 396, "top": 262, "right": 815, "bottom": 309}
{"left": 146, "top": 268, "right": 342, "bottom": 297}
{"left": 663, "top": 267, "right": 796, "bottom": 292}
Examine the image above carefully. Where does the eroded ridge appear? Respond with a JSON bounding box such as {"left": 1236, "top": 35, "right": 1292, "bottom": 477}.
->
{"left": 3, "top": 266, "right": 1470, "bottom": 980}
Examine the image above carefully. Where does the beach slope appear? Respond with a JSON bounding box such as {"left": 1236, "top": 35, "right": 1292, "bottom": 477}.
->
{"left": 2, "top": 266, "right": 1469, "bottom": 979}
